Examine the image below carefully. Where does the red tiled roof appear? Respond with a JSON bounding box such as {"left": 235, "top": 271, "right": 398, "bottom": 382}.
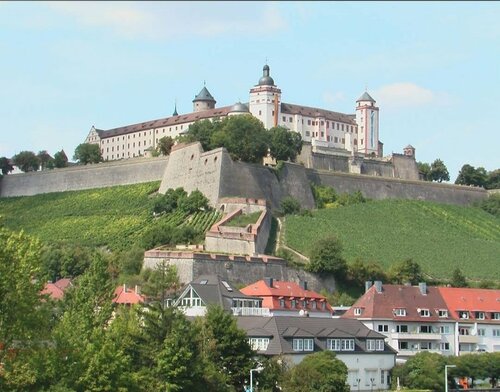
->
{"left": 240, "top": 280, "right": 332, "bottom": 313}
{"left": 113, "top": 285, "right": 145, "bottom": 305}
{"left": 281, "top": 102, "right": 356, "bottom": 125}
{"left": 438, "top": 287, "right": 500, "bottom": 322}
{"left": 41, "top": 278, "right": 72, "bottom": 300}
{"left": 342, "top": 284, "right": 452, "bottom": 322}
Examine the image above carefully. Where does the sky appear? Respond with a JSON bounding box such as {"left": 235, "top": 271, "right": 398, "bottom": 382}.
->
{"left": 0, "top": 1, "right": 499, "bottom": 181}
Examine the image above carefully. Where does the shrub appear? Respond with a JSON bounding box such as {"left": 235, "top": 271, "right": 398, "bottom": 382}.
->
{"left": 306, "top": 236, "right": 348, "bottom": 278}
{"left": 280, "top": 196, "right": 301, "bottom": 215}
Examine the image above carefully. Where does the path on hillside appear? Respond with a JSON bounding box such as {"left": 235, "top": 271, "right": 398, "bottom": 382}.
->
{"left": 277, "top": 217, "right": 310, "bottom": 263}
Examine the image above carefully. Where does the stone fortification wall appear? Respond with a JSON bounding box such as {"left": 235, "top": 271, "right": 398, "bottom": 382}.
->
{"left": 392, "top": 154, "right": 420, "bottom": 181}
{"left": 217, "top": 197, "right": 268, "bottom": 215}
{"left": 307, "top": 170, "right": 488, "bottom": 206}
{"left": 360, "top": 159, "right": 394, "bottom": 178}
{"left": 0, "top": 157, "right": 169, "bottom": 197}
{"left": 143, "top": 250, "right": 334, "bottom": 293}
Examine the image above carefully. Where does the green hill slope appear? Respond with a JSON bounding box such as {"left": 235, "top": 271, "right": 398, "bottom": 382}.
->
{"left": 283, "top": 199, "right": 500, "bottom": 280}
{"left": 0, "top": 182, "right": 221, "bottom": 251}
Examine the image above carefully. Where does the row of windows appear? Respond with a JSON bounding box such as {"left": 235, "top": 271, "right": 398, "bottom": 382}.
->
{"left": 248, "top": 338, "right": 270, "bottom": 351}
{"left": 378, "top": 324, "right": 452, "bottom": 334}
{"left": 278, "top": 298, "right": 327, "bottom": 310}
{"left": 326, "top": 338, "right": 355, "bottom": 351}
{"left": 293, "top": 338, "right": 314, "bottom": 351}
{"left": 458, "top": 311, "right": 500, "bottom": 320}
{"left": 399, "top": 341, "right": 448, "bottom": 351}
{"left": 292, "top": 338, "right": 360, "bottom": 352}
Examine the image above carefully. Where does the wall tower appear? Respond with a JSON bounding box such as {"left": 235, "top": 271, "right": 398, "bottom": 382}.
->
{"left": 193, "top": 85, "right": 216, "bottom": 113}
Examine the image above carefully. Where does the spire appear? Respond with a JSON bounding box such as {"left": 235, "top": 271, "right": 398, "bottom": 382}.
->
{"left": 172, "top": 101, "right": 178, "bottom": 116}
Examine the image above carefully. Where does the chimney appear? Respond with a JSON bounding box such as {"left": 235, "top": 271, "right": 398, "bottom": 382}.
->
{"left": 365, "top": 281, "right": 373, "bottom": 293}
{"left": 419, "top": 282, "right": 427, "bottom": 295}
{"left": 374, "top": 281, "right": 383, "bottom": 293}
{"left": 264, "top": 277, "right": 273, "bottom": 288}
{"left": 135, "top": 285, "right": 141, "bottom": 295}
{"left": 123, "top": 284, "right": 127, "bottom": 292}
{"left": 299, "top": 281, "right": 308, "bottom": 291}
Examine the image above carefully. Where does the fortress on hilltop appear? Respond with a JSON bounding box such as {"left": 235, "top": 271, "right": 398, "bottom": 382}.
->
{"left": 84, "top": 64, "right": 419, "bottom": 181}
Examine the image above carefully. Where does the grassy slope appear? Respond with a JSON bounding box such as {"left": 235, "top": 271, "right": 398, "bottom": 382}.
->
{"left": 283, "top": 199, "right": 500, "bottom": 280}
{"left": 0, "top": 182, "right": 221, "bottom": 251}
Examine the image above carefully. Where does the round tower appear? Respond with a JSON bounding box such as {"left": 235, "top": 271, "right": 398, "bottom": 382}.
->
{"left": 355, "top": 91, "right": 380, "bottom": 156}
{"left": 193, "top": 85, "right": 216, "bottom": 113}
{"left": 249, "top": 64, "right": 282, "bottom": 129}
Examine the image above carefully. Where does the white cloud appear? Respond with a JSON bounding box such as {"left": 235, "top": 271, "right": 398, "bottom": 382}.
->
{"left": 46, "top": 2, "right": 287, "bottom": 40}
{"left": 322, "top": 91, "right": 345, "bottom": 106}
{"left": 374, "top": 82, "right": 452, "bottom": 109}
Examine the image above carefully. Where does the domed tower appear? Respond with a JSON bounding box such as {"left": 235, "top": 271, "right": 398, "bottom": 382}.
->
{"left": 193, "top": 85, "right": 216, "bottom": 113}
{"left": 355, "top": 91, "right": 380, "bottom": 156}
{"left": 228, "top": 102, "right": 250, "bottom": 116}
{"left": 249, "top": 64, "right": 282, "bottom": 129}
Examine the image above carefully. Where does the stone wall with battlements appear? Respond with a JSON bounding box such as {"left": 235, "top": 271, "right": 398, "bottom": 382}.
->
{"left": 142, "top": 249, "right": 336, "bottom": 293}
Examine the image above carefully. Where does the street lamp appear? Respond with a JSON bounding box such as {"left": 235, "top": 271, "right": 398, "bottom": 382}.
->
{"left": 445, "top": 365, "right": 457, "bottom": 392}
{"left": 250, "top": 365, "right": 264, "bottom": 392}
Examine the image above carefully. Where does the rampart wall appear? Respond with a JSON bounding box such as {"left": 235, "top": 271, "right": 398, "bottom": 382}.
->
{"left": 143, "top": 250, "right": 335, "bottom": 292}
{"left": 0, "top": 157, "right": 169, "bottom": 197}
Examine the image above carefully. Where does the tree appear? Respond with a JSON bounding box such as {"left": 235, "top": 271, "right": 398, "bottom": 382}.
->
{"left": 283, "top": 351, "right": 350, "bottom": 392}
{"left": 451, "top": 267, "right": 468, "bottom": 287}
{"left": 348, "top": 258, "right": 388, "bottom": 288}
{"left": 180, "top": 118, "right": 220, "bottom": 151}
{"left": 53, "top": 149, "right": 68, "bottom": 168}
{"left": 268, "top": 126, "right": 303, "bottom": 162}
{"left": 211, "top": 115, "right": 269, "bottom": 163}
{"left": 73, "top": 143, "right": 102, "bottom": 164}
{"left": 417, "top": 161, "right": 432, "bottom": 181}
{"left": 178, "top": 189, "right": 210, "bottom": 213}
{"left": 392, "top": 352, "right": 447, "bottom": 391}
{"left": 12, "top": 150, "right": 40, "bottom": 172}
{"left": 430, "top": 159, "right": 450, "bottom": 183}
{"left": 307, "top": 236, "right": 348, "bottom": 278}
{"left": 196, "top": 305, "right": 255, "bottom": 390}
{"left": 486, "top": 169, "right": 500, "bottom": 189}
{"left": 455, "top": 164, "right": 488, "bottom": 187}
{"left": 37, "top": 150, "right": 53, "bottom": 170}
{"left": 0, "top": 156, "right": 14, "bottom": 175}
{"left": 157, "top": 136, "right": 175, "bottom": 156}
{"left": 388, "top": 258, "right": 424, "bottom": 285}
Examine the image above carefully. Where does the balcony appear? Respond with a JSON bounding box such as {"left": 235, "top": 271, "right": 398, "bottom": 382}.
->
{"left": 232, "top": 307, "right": 271, "bottom": 317}
{"left": 458, "top": 335, "right": 479, "bottom": 344}
{"left": 392, "top": 332, "right": 442, "bottom": 340}
{"left": 398, "top": 349, "right": 441, "bottom": 357}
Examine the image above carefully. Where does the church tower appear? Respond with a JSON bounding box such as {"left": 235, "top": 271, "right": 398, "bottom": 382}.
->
{"left": 249, "top": 64, "right": 281, "bottom": 129}
{"left": 355, "top": 91, "right": 380, "bottom": 156}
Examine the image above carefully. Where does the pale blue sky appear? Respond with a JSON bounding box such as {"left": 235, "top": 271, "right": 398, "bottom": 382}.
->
{"left": 1, "top": 1, "right": 499, "bottom": 181}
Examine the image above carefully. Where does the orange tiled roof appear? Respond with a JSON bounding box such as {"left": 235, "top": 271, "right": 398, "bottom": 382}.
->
{"left": 41, "top": 278, "right": 72, "bottom": 300}
{"left": 438, "top": 287, "right": 500, "bottom": 321}
{"left": 113, "top": 285, "right": 145, "bottom": 305}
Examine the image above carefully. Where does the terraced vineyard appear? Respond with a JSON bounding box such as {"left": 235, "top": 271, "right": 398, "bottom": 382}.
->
{"left": 283, "top": 199, "right": 500, "bottom": 280}
{"left": 0, "top": 182, "right": 222, "bottom": 250}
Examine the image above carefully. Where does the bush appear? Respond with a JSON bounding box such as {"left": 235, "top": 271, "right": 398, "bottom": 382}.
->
{"left": 153, "top": 188, "right": 188, "bottom": 215}
{"left": 311, "top": 184, "right": 337, "bottom": 208}
{"left": 475, "top": 193, "right": 500, "bottom": 217}
{"left": 280, "top": 196, "right": 301, "bottom": 215}
{"left": 178, "top": 190, "right": 209, "bottom": 214}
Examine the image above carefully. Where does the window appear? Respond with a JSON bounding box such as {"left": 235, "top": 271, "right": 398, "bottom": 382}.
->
{"left": 290, "top": 299, "right": 296, "bottom": 308}
{"left": 311, "top": 301, "right": 317, "bottom": 309}
{"left": 282, "top": 116, "right": 286, "bottom": 122}
{"left": 477, "top": 328, "right": 486, "bottom": 336}
{"left": 378, "top": 325, "right": 389, "bottom": 332}
{"left": 492, "top": 312, "right": 500, "bottom": 320}
{"left": 459, "top": 327, "right": 470, "bottom": 336}
{"left": 249, "top": 338, "right": 270, "bottom": 351}
{"left": 180, "top": 287, "right": 202, "bottom": 307}
{"left": 399, "top": 341, "right": 409, "bottom": 350}
{"left": 420, "top": 325, "right": 433, "bottom": 334}
{"left": 289, "top": 117, "right": 293, "bottom": 122}
{"left": 493, "top": 329, "right": 500, "bottom": 337}
{"left": 321, "top": 132, "right": 324, "bottom": 137}
{"left": 394, "top": 308, "right": 407, "bottom": 317}
{"left": 396, "top": 325, "right": 408, "bottom": 333}
{"left": 440, "top": 342, "right": 450, "bottom": 351}
{"left": 476, "top": 312, "right": 485, "bottom": 320}
{"left": 420, "top": 342, "right": 432, "bottom": 350}
{"left": 259, "top": 110, "right": 262, "bottom": 115}
{"left": 367, "top": 339, "right": 384, "bottom": 351}
{"left": 272, "top": 110, "right": 275, "bottom": 116}
{"left": 438, "top": 309, "right": 448, "bottom": 318}
{"left": 341, "top": 339, "right": 355, "bottom": 351}
{"left": 354, "top": 307, "right": 362, "bottom": 316}
{"left": 458, "top": 311, "right": 469, "bottom": 319}
{"left": 440, "top": 326, "right": 451, "bottom": 334}
{"left": 293, "top": 338, "right": 313, "bottom": 351}
{"left": 302, "top": 300, "right": 307, "bottom": 308}
{"left": 321, "top": 121, "right": 324, "bottom": 126}
{"left": 334, "top": 137, "right": 338, "bottom": 143}
{"left": 305, "top": 131, "right": 310, "bottom": 137}
{"left": 420, "top": 309, "right": 430, "bottom": 317}
{"left": 327, "top": 339, "right": 341, "bottom": 351}
{"left": 308, "top": 120, "right": 311, "bottom": 125}
{"left": 341, "top": 124, "right": 344, "bottom": 131}
{"left": 279, "top": 298, "right": 285, "bottom": 308}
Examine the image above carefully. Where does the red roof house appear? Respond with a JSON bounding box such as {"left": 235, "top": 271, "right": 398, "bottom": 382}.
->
{"left": 113, "top": 284, "right": 145, "bottom": 305}
{"left": 240, "top": 278, "right": 333, "bottom": 317}
{"left": 438, "top": 287, "right": 500, "bottom": 323}
{"left": 41, "top": 278, "right": 73, "bottom": 300}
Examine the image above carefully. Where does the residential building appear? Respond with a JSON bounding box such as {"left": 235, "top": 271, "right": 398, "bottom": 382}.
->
{"left": 237, "top": 316, "right": 396, "bottom": 391}
{"left": 240, "top": 277, "right": 334, "bottom": 318}
{"left": 342, "top": 281, "right": 456, "bottom": 363}
{"left": 85, "top": 64, "right": 382, "bottom": 161}
{"left": 41, "top": 278, "right": 72, "bottom": 300}
{"left": 112, "top": 284, "right": 145, "bottom": 306}
{"left": 438, "top": 286, "right": 500, "bottom": 354}
{"left": 173, "top": 275, "right": 268, "bottom": 317}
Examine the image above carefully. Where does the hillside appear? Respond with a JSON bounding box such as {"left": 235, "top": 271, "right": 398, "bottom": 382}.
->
{"left": 0, "top": 181, "right": 221, "bottom": 251}
{"left": 283, "top": 199, "right": 500, "bottom": 280}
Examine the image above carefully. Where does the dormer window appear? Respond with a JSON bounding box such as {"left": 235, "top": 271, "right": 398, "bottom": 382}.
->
{"left": 279, "top": 298, "right": 285, "bottom": 308}
{"left": 458, "top": 311, "right": 469, "bottom": 319}
{"left": 394, "top": 308, "right": 407, "bottom": 317}
{"left": 419, "top": 309, "right": 430, "bottom": 317}
{"left": 492, "top": 312, "right": 500, "bottom": 320}
{"left": 475, "top": 312, "right": 485, "bottom": 320}
{"left": 354, "top": 307, "right": 363, "bottom": 316}
{"left": 437, "top": 309, "right": 448, "bottom": 318}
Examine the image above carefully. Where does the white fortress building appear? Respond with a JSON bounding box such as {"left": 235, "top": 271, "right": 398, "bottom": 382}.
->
{"left": 85, "top": 64, "right": 383, "bottom": 162}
